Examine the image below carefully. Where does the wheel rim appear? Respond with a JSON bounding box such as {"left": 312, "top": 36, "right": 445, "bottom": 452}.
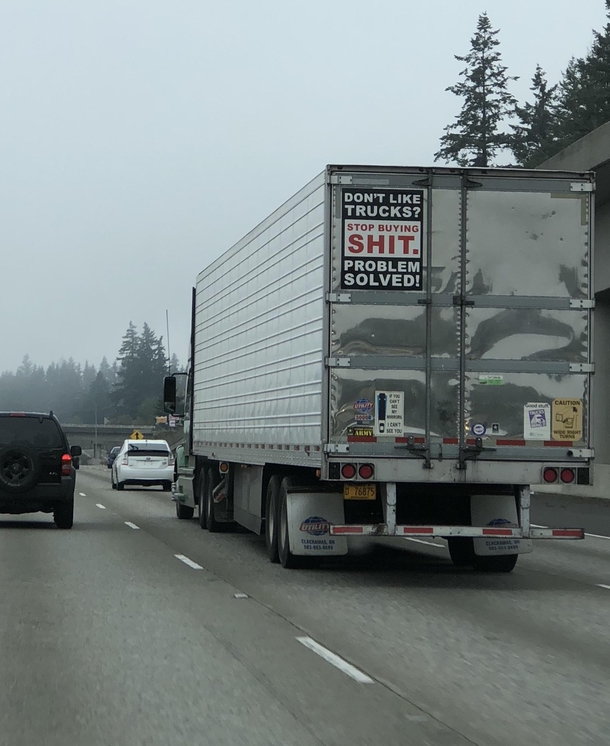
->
{"left": 1, "top": 451, "right": 33, "bottom": 487}
{"left": 267, "top": 493, "right": 275, "bottom": 544}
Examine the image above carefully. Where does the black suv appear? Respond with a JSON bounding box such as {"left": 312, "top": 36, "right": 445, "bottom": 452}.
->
{"left": 0, "top": 412, "right": 82, "bottom": 529}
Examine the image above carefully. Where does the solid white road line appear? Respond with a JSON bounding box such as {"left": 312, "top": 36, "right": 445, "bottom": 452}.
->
{"left": 124, "top": 522, "right": 140, "bottom": 530}
{"left": 79, "top": 492, "right": 86, "bottom": 497}
{"left": 296, "top": 636, "right": 374, "bottom": 684}
{"left": 95, "top": 504, "right": 106, "bottom": 510}
{"left": 174, "top": 554, "right": 203, "bottom": 570}
{"left": 586, "top": 532, "right": 610, "bottom": 540}
{"left": 404, "top": 537, "right": 446, "bottom": 548}
{"left": 597, "top": 584, "right": 610, "bottom": 591}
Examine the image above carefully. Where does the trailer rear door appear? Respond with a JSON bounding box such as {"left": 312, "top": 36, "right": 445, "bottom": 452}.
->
{"left": 325, "top": 167, "right": 593, "bottom": 471}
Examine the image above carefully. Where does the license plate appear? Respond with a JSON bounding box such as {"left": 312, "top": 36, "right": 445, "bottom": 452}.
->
{"left": 343, "top": 484, "right": 377, "bottom": 500}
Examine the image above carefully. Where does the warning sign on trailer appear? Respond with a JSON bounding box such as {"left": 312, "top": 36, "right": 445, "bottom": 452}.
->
{"left": 341, "top": 187, "right": 424, "bottom": 291}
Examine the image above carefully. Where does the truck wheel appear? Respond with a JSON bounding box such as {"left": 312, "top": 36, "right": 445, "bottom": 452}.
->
{"left": 206, "top": 467, "right": 221, "bottom": 533}
{"left": 265, "top": 475, "right": 281, "bottom": 563}
{"left": 198, "top": 471, "right": 207, "bottom": 529}
{"left": 54, "top": 498, "right": 74, "bottom": 529}
{"left": 175, "top": 501, "right": 194, "bottom": 520}
{"left": 473, "top": 554, "right": 518, "bottom": 573}
{"left": 117, "top": 481, "right": 125, "bottom": 491}
{"left": 278, "top": 478, "right": 305, "bottom": 569}
{"left": 448, "top": 538, "right": 476, "bottom": 568}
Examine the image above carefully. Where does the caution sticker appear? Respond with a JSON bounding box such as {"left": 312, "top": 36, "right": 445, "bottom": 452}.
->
{"left": 551, "top": 399, "right": 583, "bottom": 441}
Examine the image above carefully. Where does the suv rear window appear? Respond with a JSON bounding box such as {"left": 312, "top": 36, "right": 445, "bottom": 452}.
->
{"left": 0, "top": 416, "right": 64, "bottom": 448}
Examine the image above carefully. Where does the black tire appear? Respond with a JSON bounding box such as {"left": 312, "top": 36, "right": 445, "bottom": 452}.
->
{"left": 175, "top": 501, "right": 194, "bottom": 520}
{"left": 473, "top": 553, "right": 518, "bottom": 573}
{"left": 0, "top": 444, "right": 40, "bottom": 493}
{"left": 198, "top": 471, "right": 207, "bottom": 529}
{"left": 111, "top": 472, "right": 117, "bottom": 490}
{"left": 278, "top": 478, "right": 306, "bottom": 569}
{"left": 163, "top": 482, "right": 172, "bottom": 492}
{"left": 265, "top": 476, "right": 281, "bottom": 563}
{"left": 117, "top": 481, "right": 125, "bottom": 491}
{"left": 205, "top": 467, "right": 221, "bottom": 532}
{"left": 54, "top": 498, "right": 74, "bottom": 529}
{"left": 448, "top": 538, "right": 476, "bottom": 568}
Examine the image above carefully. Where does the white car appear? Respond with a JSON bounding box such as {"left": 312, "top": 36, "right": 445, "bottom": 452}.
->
{"left": 111, "top": 439, "right": 174, "bottom": 492}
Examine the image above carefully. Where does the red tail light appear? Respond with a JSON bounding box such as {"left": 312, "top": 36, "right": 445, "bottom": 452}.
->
{"left": 341, "top": 463, "right": 356, "bottom": 479}
{"left": 358, "top": 464, "right": 374, "bottom": 480}
{"left": 543, "top": 467, "right": 558, "bottom": 483}
{"left": 61, "top": 453, "right": 72, "bottom": 476}
{"left": 121, "top": 457, "right": 128, "bottom": 465}
{"left": 560, "top": 468, "right": 575, "bottom": 484}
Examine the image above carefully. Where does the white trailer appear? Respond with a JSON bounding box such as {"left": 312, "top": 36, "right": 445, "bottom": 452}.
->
{"left": 165, "top": 165, "right": 592, "bottom": 572}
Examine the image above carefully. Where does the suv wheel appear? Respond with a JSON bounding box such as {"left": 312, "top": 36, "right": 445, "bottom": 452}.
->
{"left": 54, "top": 498, "right": 74, "bottom": 529}
{"left": 0, "top": 444, "right": 40, "bottom": 493}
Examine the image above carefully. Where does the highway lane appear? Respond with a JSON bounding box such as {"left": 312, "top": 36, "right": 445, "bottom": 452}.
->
{"left": 3, "top": 467, "right": 610, "bottom": 746}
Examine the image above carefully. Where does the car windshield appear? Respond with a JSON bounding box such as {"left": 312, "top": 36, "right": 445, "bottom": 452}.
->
{"left": 0, "top": 416, "right": 64, "bottom": 448}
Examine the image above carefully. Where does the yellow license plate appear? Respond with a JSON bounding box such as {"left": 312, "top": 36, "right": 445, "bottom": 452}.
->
{"left": 343, "top": 484, "right": 377, "bottom": 500}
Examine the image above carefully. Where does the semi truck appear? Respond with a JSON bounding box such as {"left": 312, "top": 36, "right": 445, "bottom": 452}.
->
{"left": 164, "top": 164, "right": 593, "bottom": 573}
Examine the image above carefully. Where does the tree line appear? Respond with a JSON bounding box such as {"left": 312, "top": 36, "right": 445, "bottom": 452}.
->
{"left": 436, "top": 2, "right": 610, "bottom": 167}
{"left": 0, "top": 322, "right": 181, "bottom": 425}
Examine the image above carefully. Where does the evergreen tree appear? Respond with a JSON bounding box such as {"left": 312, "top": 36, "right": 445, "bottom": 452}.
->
{"left": 512, "top": 65, "right": 559, "bottom": 167}
{"left": 435, "top": 13, "right": 517, "bottom": 167}
{"left": 112, "top": 321, "right": 141, "bottom": 418}
{"left": 554, "top": 4, "right": 610, "bottom": 149}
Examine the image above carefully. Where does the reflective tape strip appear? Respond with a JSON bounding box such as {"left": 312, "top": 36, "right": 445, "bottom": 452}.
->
{"left": 331, "top": 526, "right": 365, "bottom": 535}
{"left": 481, "top": 528, "right": 516, "bottom": 536}
{"left": 529, "top": 528, "right": 584, "bottom": 539}
{"left": 403, "top": 526, "right": 434, "bottom": 534}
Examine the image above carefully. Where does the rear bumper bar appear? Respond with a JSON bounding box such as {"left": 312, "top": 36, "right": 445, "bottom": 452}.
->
{"left": 329, "top": 525, "right": 584, "bottom": 539}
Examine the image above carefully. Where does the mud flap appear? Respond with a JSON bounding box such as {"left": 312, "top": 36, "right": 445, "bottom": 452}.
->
{"left": 471, "top": 494, "right": 533, "bottom": 556}
{"left": 287, "top": 491, "right": 348, "bottom": 557}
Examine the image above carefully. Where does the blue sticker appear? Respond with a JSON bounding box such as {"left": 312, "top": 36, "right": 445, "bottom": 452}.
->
{"left": 471, "top": 422, "right": 486, "bottom": 436}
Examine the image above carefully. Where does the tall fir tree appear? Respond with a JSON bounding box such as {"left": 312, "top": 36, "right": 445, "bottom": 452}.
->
{"left": 435, "top": 13, "right": 517, "bottom": 167}
{"left": 511, "top": 65, "right": 559, "bottom": 167}
{"left": 554, "top": 3, "right": 610, "bottom": 149}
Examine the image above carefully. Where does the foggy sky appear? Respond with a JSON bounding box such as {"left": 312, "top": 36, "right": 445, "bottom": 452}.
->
{"left": 1, "top": 0, "right": 606, "bottom": 373}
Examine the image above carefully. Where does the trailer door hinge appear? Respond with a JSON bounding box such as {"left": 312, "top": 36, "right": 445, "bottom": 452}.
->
{"left": 570, "top": 182, "right": 594, "bottom": 192}
{"left": 569, "top": 363, "right": 594, "bottom": 373}
{"left": 324, "top": 443, "right": 350, "bottom": 454}
{"left": 326, "top": 357, "right": 351, "bottom": 368}
{"left": 330, "top": 174, "right": 353, "bottom": 185}
{"left": 326, "top": 292, "right": 352, "bottom": 303}
{"left": 567, "top": 448, "right": 594, "bottom": 458}
{"left": 570, "top": 298, "right": 595, "bottom": 309}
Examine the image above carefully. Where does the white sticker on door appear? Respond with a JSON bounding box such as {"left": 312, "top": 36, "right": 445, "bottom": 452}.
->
{"left": 374, "top": 391, "right": 404, "bottom": 436}
{"left": 523, "top": 402, "right": 551, "bottom": 440}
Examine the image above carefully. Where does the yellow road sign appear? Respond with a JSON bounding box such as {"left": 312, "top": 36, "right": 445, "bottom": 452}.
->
{"left": 552, "top": 399, "right": 583, "bottom": 441}
{"left": 130, "top": 430, "right": 145, "bottom": 440}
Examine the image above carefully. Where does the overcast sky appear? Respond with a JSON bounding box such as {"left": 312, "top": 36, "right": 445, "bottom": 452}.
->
{"left": 1, "top": 0, "right": 607, "bottom": 374}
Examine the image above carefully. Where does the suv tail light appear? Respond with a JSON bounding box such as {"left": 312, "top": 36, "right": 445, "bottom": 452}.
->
{"left": 61, "top": 453, "right": 72, "bottom": 476}
{"left": 122, "top": 457, "right": 128, "bottom": 465}
{"left": 168, "top": 454, "right": 175, "bottom": 466}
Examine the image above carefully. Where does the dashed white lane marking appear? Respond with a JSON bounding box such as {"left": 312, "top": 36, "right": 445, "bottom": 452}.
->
{"left": 404, "top": 537, "right": 445, "bottom": 548}
{"left": 234, "top": 593, "right": 249, "bottom": 599}
{"left": 175, "top": 554, "right": 203, "bottom": 570}
{"left": 79, "top": 492, "right": 86, "bottom": 497}
{"left": 597, "top": 584, "right": 610, "bottom": 591}
{"left": 125, "top": 522, "right": 140, "bottom": 530}
{"left": 96, "top": 504, "right": 106, "bottom": 510}
{"left": 296, "top": 636, "right": 374, "bottom": 684}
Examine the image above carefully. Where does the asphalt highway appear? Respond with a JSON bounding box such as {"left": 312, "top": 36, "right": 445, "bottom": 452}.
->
{"left": 2, "top": 466, "right": 610, "bottom": 746}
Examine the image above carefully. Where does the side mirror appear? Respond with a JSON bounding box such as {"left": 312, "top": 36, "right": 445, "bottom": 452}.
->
{"left": 164, "top": 372, "right": 188, "bottom": 416}
{"left": 163, "top": 376, "right": 177, "bottom": 414}
{"left": 71, "top": 445, "right": 82, "bottom": 457}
